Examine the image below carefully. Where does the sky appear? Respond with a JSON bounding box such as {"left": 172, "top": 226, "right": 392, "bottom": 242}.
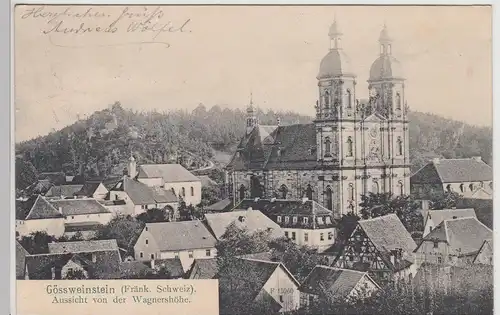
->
{"left": 14, "top": 5, "right": 492, "bottom": 142}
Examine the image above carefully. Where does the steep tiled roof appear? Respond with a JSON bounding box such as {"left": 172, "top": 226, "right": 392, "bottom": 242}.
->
{"left": 154, "top": 258, "right": 184, "bottom": 278}
{"left": 16, "top": 195, "right": 64, "bottom": 220}
{"left": 38, "top": 172, "right": 67, "bottom": 185}
{"left": 188, "top": 258, "right": 218, "bottom": 279}
{"left": 49, "top": 198, "right": 111, "bottom": 216}
{"left": 206, "top": 198, "right": 234, "bottom": 212}
{"left": 226, "top": 123, "right": 318, "bottom": 171}
{"left": 425, "top": 209, "right": 476, "bottom": 227}
{"left": 75, "top": 182, "right": 106, "bottom": 197}
{"left": 142, "top": 220, "right": 216, "bottom": 251}
{"left": 300, "top": 266, "right": 377, "bottom": 298}
{"left": 23, "top": 179, "right": 54, "bottom": 196}
{"left": 16, "top": 242, "right": 29, "bottom": 279}
{"left": 358, "top": 214, "right": 417, "bottom": 254}
{"left": 110, "top": 177, "right": 178, "bottom": 205}
{"left": 204, "top": 210, "right": 283, "bottom": 240}
{"left": 25, "top": 250, "right": 121, "bottom": 279}
{"left": 235, "top": 199, "right": 332, "bottom": 216}
{"left": 45, "top": 185, "right": 84, "bottom": 197}
{"left": 418, "top": 217, "right": 492, "bottom": 256}
{"left": 48, "top": 240, "right": 119, "bottom": 254}
{"left": 473, "top": 239, "right": 493, "bottom": 264}
{"left": 411, "top": 158, "right": 492, "bottom": 184}
{"left": 64, "top": 222, "right": 103, "bottom": 232}
{"left": 137, "top": 164, "right": 200, "bottom": 183}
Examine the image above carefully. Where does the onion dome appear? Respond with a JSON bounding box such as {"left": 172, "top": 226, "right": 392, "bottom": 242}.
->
{"left": 317, "top": 19, "right": 355, "bottom": 79}
{"left": 368, "top": 24, "right": 404, "bottom": 81}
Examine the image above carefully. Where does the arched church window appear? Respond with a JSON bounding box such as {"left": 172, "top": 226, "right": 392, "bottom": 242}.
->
{"left": 388, "top": 44, "right": 392, "bottom": 55}
{"left": 348, "top": 184, "right": 354, "bottom": 201}
{"left": 347, "top": 89, "right": 352, "bottom": 109}
{"left": 325, "top": 186, "right": 333, "bottom": 211}
{"left": 398, "top": 181, "right": 404, "bottom": 196}
{"left": 397, "top": 137, "right": 403, "bottom": 156}
{"left": 396, "top": 93, "right": 402, "bottom": 110}
{"left": 446, "top": 184, "right": 452, "bottom": 192}
{"left": 306, "top": 184, "right": 313, "bottom": 200}
{"left": 460, "top": 183, "right": 464, "bottom": 193}
{"left": 324, "top": 137, "right": 331, "bottom": 156}
{"left": 372, "top": 181, "right": 380, "bottom": 194}
{"left": 469, "top": 183, "right": 474, "bottom": 192}
{"left": 239, "top": 185, "right": 246, "bottom": 200}
{"left": 347, "top": 137, "right": 353, "bottom": 157}
{"left": 250, "top": 176, "right": 262, "bottom": 198}
{"left": 280, "top": 184, "right": 288, "bottom": 199}
{"left": 324, "top": 91, "right": 330, "bottom": 108}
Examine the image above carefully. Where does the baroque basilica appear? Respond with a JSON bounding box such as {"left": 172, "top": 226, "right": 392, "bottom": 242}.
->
{"left": 225, "top": 21, "right": 411, "bottom": 217}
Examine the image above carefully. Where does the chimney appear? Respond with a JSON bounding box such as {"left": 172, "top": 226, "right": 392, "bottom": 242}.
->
{"left": 432, "top": 158, "right": 440, "bottom": 165}
{"left": 238, "top": 216, "right": 246, "bottom": 222}
{"left": 151, "top": 259, "right": 155, "bottom": 269}
{"left": 271, "top": 198, "right": 276, "bottom": 202}
{"left": 254, "top": 197, "right": 260, "bottom": 202}
{"left": 302, "top": 197, "right": 309, "bottom": 203}
{"left": 472, "top": 156, "right": 482, "bottom": 162}
{"left": 421, "top": 200, "right": 430, "bottom": 210}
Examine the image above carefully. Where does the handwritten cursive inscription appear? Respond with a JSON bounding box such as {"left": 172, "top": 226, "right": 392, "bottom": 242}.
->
{"left": 20, "top": 6, "right": 192, "bottom": 48}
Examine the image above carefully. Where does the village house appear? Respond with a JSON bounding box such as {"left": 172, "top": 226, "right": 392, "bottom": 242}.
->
{"left": 414, "top": 217, "right": 492, "bottom": 266}
{"left": 45, "top": 184, "right": 84, "bottom": 199}
{"left": 24, "top": 240, "right": 122, "bottom": 280}
{"left": 204, "top": 208, "right": 283, "bottom": 240}
{"left": 126, "top": 155, "right": 202, "bottom": 206}
{"left": 49, "top": 198, "right": 114, "bottom": 239}
{"left": 108, "top": 176, "right": 179, "bottom": 218}
{"left": 421, "top": 208, "right": 476, "bottom": 237}
{"left": 134, "top": 220, "right": 217, "bottom": 272}
{"left": 299, "top": 265, "right": 380, "bottom": 308}
{"left": 74, "top": 182, "right": 109, "bottom": 200}
{"left": 473, "top": 239, "right": 493, "bottom": 265}
{"left": 411, "top": 157, "right": 493, "bottom": 200}
{"left": 333, "top": 214, "right": 418, "bottom": 284}
{"left": 204, "top": 198, "right": 234, "bottom": 214}
{"left": 234, "top": 198, "right": 336, "bottom": 252}
{"left": 16, "top": 195, "right": 65, "bottom": 238}
{"left": 219, "top": 257, "right": 301, "bottom": 314}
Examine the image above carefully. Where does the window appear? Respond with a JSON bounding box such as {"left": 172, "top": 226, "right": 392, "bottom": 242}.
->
{"left": 437, "top": 256, "right": 442, "bottom": 264}
{"left": 325, "top": 186, "right": 333, "bottom": 210}
{"left": 141, "top": 205, "right": 147, "bottom": 210}
{"left": 188, "top": 251, "right": 193, "bottom": 258}
{"left": 372, "top": 181, "right": 379, "bottom": 194}
{"left": 304, "top": 233, "right": 309, "bottom": 242}
{"left": 150, "top": 254, "right": 155, "bottom": 260}
{"left": 140, "top": 252, "right": 144, "bottom": 258}
{"left": 306, "top": 184, "right": 313, "bottom": 200}
{"left": 326, "top": 217, "right": 331, "bottom": 224}
{"left": 320, "top": 233, "right": 324, "bottom": 241}
{"left": 285, "top": 216, "right": 289, "bottom": 223}
{"left": 303, "top": 217, "right": 309, "bottom": 224}
{"left": 317, "top": 217, "right": 323, "bottom": 224}
{"left": 174, "top": 252, "right": 179, "bottom": 258}
{"left": 145, "top": 239, "right": 149, "bottom": 245}
{"left": 397, "top": 137, "right": 403, "bottom": 156}
{"left": 328, "top": 232, "right": 333, "bottom": 240}
{"left": 396, "top": 93, "right": 401, "bottom": 110}
{"left": 433, "top": 241, "right": 439, "bottom": 248}
{"left": 191, "top": 187, "right": 194, "bottom": 196}
{"left": 398, "top": 181, "right": 404, "bottom": 196}
{"left": 469, "top": 183, "right": 474, "bottom": 192}
{"left": 67, "top": 268, "right": 73, "bottom": 273}
{"left": 145, "top": 227, "right": 148, "bottom": 231}
{"left": 250, "top": 175, "right": 262, "bottom": 198}
{"left": 182, "top": 187, "right": 186, "bottom": 196}
{"left": 324, "top": 137, "right": 331, "bottom": 156}
{"left": 347, "top": 89, "right": 352, "bottom": 109}
{"left": 446, "top": 184, "right": 452, "bottom": 192}
{"left": 71, "top": 216, "right": 75, "bottom": 219}
{"left": 279, "top": 295, "right": 284, "bottom": 303}
{"left": 92, "top": 254, "right": 97, "bottom": 263}
{"left": 277, "top": 216, "right": 282, "bottom": 223}
{"left": 206, "top": 249, "right": 211, "bottom": 257}
{"left": 348, "top": 183, "right": 354, "bottom": 201}
{"left": 292, "top": 216, "right": 297, "bottom": 224}
{"left": 324, "top": 91, "right": 330, "bottom": 107}
{"left": 291, "top": 232, "right": 296, "bottom": 240}
{"left": 171, "top": 188, "right": 175, "bottom": 194}
{"left": 346, "top": 137, "right": 353, "bottom": 157}
{"left": 285, "top": 231, "right": 289, "bottom": 238}
{"left": 239, "top": 185, "right": 246, "bottom": 200}
{"left": 280, "top": 184, "right": 288, "bottom": 199}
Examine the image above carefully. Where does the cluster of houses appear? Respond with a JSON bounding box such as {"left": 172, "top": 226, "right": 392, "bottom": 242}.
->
{"left": 15, "top": 155, "right": 493, "bottom": 313}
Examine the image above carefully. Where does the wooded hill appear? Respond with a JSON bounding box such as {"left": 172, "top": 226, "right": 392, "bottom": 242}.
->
{"left": 15, "top": 102, "right": 492, "bottom": 190}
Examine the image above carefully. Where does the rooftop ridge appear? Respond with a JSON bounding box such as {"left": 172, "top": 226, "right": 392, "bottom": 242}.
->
{"left": 314, "top": 265, "right": 367, "bottom": 275}
{"left": 359, "top": 213, "right": 398, "bottom": 223}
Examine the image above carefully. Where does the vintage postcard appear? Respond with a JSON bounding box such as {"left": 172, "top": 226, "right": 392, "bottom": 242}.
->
{"left": 14, "top": 4, "right": 493, "bottom": 315}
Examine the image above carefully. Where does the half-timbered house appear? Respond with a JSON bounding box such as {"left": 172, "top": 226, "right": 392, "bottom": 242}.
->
{"left": 332, "top": 214, "right": 418, "bottom": 284}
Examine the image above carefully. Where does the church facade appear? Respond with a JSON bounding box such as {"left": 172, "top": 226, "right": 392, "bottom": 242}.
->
{"left": 225, "top": 21, "right": 411, "bottom": 218}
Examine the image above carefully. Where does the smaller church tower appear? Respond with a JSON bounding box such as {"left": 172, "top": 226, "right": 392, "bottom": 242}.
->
{"left": 127, "top": 154, "right": 137, "bottom": 178}
{"left": 245, "top": 93, "right": 258, "bottom": 135}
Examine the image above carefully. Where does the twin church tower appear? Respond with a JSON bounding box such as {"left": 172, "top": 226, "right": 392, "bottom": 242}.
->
{"left": 226, "top": 21, "right": 411, "bottom": 217}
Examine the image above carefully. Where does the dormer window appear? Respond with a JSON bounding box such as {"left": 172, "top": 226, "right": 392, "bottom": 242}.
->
{"left": 326, "top": 217, "right": 331, "bottom": 224}
{"left": 277, "top": 216, "right": 282, "bottom": 223}
{"left": 317, "top": 217, "right": 324, "bottom": 224}
{"left": 292, "top": 216, "right": 297, "bottom": 224}
{"left": 303, "top": 217, "right": 308, "bottom": 224}
{"left": 284, "top": 216, "right": 289, "bottom": 223}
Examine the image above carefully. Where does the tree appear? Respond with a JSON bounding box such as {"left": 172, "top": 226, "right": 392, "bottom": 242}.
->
{"left": 136, "top": 208, "right": 169, "bottom": 223}
{"left": 200, "top": 185, "right": 220, "bottom": 207}
{"left": 94, "top": 215, "right": 144, "bottom": 256}
{"left": 429, "top": 191, "right": 463, "bottom": 210}
{"left": 359, "top": 193, "right": 423, "bottom": 232}
{"left": 19, "top": 231, "right": 54, "bottom": 254}
{"left": 63, "top": 269, "right": 87, "bottom": 280}
{"left": 15, "top": 157, "right": 38, "bottom": 191}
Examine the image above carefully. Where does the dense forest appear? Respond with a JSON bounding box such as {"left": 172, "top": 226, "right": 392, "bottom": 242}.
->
{"left": 15, "top": 102, "right": 492, "bottom": 190}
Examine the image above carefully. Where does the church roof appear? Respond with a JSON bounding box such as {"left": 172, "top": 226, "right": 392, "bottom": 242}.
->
{"left": 411, "top": 157, "right": 492, "bottom": 184}
{"left": 226, "top": 123, "right": 318, "bottom": 171}
{"left": 318, "top": 49, "right": 355, "bottom": 79}
{"left": 369, "top": 55, "right": 404, "bottom": 81}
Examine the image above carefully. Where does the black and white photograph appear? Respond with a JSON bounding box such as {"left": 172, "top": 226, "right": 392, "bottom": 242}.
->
{"left": 14, "top": 5, "right": 493, "bottom": 315}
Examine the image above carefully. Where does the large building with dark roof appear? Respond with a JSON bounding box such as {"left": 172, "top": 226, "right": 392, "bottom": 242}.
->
{"left": 225, "top": 22, "right": 411, "bottom": 217}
